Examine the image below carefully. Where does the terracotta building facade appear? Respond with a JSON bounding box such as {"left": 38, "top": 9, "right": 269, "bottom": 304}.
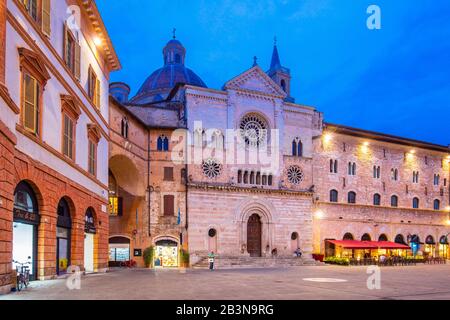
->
{"left": 0, "top": 0, "right": 119, "bottom": 294}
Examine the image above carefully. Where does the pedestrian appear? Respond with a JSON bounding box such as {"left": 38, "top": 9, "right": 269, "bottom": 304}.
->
{"left": 294, "top": 247, "right": 302, "bottom": 258}
{"left": 208, "top": 251, "right": 215, "bottom": 271}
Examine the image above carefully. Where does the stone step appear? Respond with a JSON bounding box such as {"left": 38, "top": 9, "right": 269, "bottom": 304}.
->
{"left": 192, "top": 256, "right": 319, "bottom": 269}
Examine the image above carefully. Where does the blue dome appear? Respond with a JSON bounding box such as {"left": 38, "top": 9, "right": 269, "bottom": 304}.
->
{"left": 131, "top": 37, "right": 207, "bottom": 103}
{"left": 136, "top": 64, "right": 207, "bottom": 95}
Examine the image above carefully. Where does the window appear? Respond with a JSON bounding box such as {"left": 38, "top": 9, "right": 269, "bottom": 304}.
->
{"left": 22, "top": 73, "right": 40, "bottom": 134}
{"left": 237, "top": 170, "right": 242, "bottom": 184}
{"left": 157, "top": 135, "right": 169, "bottom": 151}
{"left": 343, "top": 233, "right": 354, "bottom": 240}
{"left": 121, "top": 118, "right": 129, "bottom": 139}
{"left": 413, "top": 171, "right": 419, "bottom": 184}
{"left": 21, "top": 0, "right": 38, "bottom": 21}
{"left": 361, "top": 234, "right": 371, "bottom": 241}
{"left": 88, "top": 66, "right": 101, "bottom": 108}
{"left": 373, "top": 194, "right": 381, "bottom": 206}
{"left": 164, "top": 167, "right": 174, "bottom": 181}
{"left": 330, "top": 159, "right": 338, "bottom": 173}
{"left": 434, "top": 174, "right": 440, "bottom": 186}
{"left": 391, "top": 195, "right": 398, "bottom": 207}
{"left": 280, "top": 79, "right": 286, "bottom": 92}
{"left": 63, "top": 24, "right": 80, "bottom": 78}
{"left": 62, "top": 114, "right": 75, "bottom": 159}
{"left": 412, "top": 197, "right": 419, "bottom": 209}
{"left": 348, "top": 162, "right": 356, "bottom": 175}
{"left": 292, "top": 139, "right": 303, "bottom": 157}
{"left": 163, "top": 195, "right": 175, "bottom": 216}
{"left": 348, "top": 192, "right": 356, "bottom": 204}
{"left": 88, "top": 139, "right": 97, "bottom": 176}
{"left": 330, "top": 190, "right": 338, "bottom": 203}
{"left": 373, "top": 166, "right": 381, "bottom": 179}
{"left": 391, "top": 168, "right": 399, "bottom": 181}
{"left": 434, "top": 199, "right": 440, "bottom": 211}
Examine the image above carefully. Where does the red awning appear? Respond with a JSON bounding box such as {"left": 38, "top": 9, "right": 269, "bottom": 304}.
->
{"left": 326, "top": 240, "right": 377, "bottom": 249}
{"left": 371, "top": 241, "right": 410, "bottom": 249}
{"left": 326, "top": 240, "right": 410, "bottom": 250}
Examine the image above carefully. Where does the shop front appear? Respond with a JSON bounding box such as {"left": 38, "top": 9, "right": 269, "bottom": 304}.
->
{"left": 154, "top": 240, "right": 179, "bottom": 268}
{"left": 424, "top": 235, "right": 436, "bottom": 258}
{"left": 439, "top": 236, "right": 448, "bottom": 259}
{"left": 325, "top": 239, "right": 411, "bottom": 260}
{"left": 12, "top": 182, "right": 39, "bottom": 280}
{"left": 56, "top": 198, "right": 72, "bottom": 275}
{"left": 84, "top": 208, "right": 96, "bottom": 273}
{"left": 109, "top": 237, "right": 131, "bottom": 267}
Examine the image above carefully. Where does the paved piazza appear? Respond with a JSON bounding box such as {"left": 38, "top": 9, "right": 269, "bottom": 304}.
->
{"left": 1, "top": 265, "right": 450, "bottom": 300}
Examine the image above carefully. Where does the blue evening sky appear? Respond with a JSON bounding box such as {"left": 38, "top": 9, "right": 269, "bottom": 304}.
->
{"left": 97, "top": 0, "right": 450, "bottom": 146}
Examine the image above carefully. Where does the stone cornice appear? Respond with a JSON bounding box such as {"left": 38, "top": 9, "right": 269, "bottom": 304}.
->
{"left": 316, "top": 201, "right": 450, "bottom": 214}
{"left": 188, "top": 182, "right": 313, "bottom": 197}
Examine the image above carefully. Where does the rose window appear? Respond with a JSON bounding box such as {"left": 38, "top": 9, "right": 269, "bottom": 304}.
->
{"left": 287, "top": 165, "right": 304, "bottom": 185}
{"left": 202, "top": 159, "right": 222, "bottom": 179}
{"left": 239, "top": 114, "right": 268, "bottom": 147}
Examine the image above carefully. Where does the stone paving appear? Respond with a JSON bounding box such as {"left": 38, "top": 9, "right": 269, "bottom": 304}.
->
{"left": 1, "top": 264, "right": 450, "bottom": 300}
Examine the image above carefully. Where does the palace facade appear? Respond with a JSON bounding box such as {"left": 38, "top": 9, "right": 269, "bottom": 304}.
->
{"left": 108, "top": 37, "right": 450, "bottom": 268}
{"left": 0, "top": 0, "right": 119, "bottom": 294}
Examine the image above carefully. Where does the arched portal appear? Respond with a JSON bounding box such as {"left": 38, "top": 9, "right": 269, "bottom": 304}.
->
{"left": 56, "top": 197, "right": 73, "bottom": 275}
{"left": 247, "top": 214, "right": 262, "bottom": 257}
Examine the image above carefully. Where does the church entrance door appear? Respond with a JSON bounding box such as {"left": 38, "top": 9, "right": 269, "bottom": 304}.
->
{"left": 247, "top": 214, "right": 262, "bottom": 257}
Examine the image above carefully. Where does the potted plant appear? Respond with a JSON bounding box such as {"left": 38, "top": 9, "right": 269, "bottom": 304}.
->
{"left": 143, "top": 246, "right": 154, "bottom": 268}
{"left": 179, "top": 249, "right": 190, "bottom": 268}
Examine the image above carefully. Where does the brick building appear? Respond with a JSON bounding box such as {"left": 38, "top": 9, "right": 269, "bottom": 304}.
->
{"left": 0, "top": 0, "right": 119, "bottom": 294}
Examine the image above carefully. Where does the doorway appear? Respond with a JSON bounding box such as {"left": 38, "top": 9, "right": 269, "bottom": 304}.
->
{"left": 247, "top": 214, "right": 262, "bottom": 257}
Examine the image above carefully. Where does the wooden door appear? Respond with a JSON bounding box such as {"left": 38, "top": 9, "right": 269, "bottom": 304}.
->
{"left": 247, "top": 214, "right": 262, "bottom": 257}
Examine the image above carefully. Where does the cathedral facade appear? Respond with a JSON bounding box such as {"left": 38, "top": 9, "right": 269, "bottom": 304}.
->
{"left": 108, "top": 36, "right": 450, "bottom": 268}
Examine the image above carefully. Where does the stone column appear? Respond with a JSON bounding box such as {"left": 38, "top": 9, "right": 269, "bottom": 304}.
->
{"left": 0, "top": 0, "right": 6, "bottom": 85}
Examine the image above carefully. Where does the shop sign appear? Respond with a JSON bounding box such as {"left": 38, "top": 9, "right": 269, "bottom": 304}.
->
{"left": 13, "top": 208, "right": 40, "bottom": 225}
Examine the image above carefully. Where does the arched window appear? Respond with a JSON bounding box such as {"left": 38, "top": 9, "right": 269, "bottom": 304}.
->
{"left": 14, "top": 181, "right": 38, "bottom": 214}
{"left": 391, "top": 195, "right": 398, "bottom": 207}
{"left": 343, "top": 233, "right": 354, "bottom": 240}
{"left": 425, "top": 235, "right": 435, "bottom": 245}
{"left": 330, "top": 159, "right": 338, "bottom": 173}
{"left": 433, "top": 199, "right": 440, "bottom": 211}
{"left": 84, "top": 207, "right": 96, "bottom": 234}
{"left": 243, "top": 171, "right": 249, "bottom": 184}
{"left": 163, "top": 136, "right": 169, "bottom": 151}
{"left": 256, "top": 172, "right": 261, "bottom": 185}
{"left": 292, "top": 140, "right": 297, "bottom": 156}
{"left": 121, "top": 117, "right": 129, "bottom": 139}
{"left": 280, "top": 79, "right": 286, "bottom": 92}
{"left": 262, "top": 175, "right": 267, "bottom": 186}
{"left": 378, "top": 234, "right": 388, "bottom": 242}
{"left": 157, "top": 136, "right": 163, "bottom": 151}
{"left": 250, "top": 172, "right": 255, "bottom": 184}
{"left": 175, "top": 54, "right": 181, "bottom": 64}
{"left": 297, "top": 140, "right": 303, "bottom": 157}
{"left": 348, "top": 191, "right": 356, "bottom": 204}
{"left": 361, "top": 233, "right": 371, "bottom": 241}
{"left": 237, "top": 170, "right": 242, "bottom": 184}
{"left": 395, "top": 234, "right": 406, "bottom": 244}
{"left": 373, "top": 193, "right": 381, "bottom": 206}
{"left": 268, "top": 175, "right": 273, "bottom": 186}
{"left": 330, "top": 189, "right": 338, "bottom": 203}
{"left": 413, "top": 197, "right": 419, "bottom": 209}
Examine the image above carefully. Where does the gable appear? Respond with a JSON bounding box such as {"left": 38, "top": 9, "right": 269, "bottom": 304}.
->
{"left": 224, "top": 66, "right": 287, "bottom": 98}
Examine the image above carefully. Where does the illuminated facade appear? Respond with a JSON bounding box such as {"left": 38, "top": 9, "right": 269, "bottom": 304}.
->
{"left": 0, "top": 0, "right": 119, "bottom": 294}
{"left": 109, "top": 36, "right": 450, "bottom": 268}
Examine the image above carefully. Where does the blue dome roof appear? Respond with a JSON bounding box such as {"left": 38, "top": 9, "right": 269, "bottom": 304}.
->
{"left": 136, "top": 64, "right": 207, "bottom": 95}
{"left": 132, "top": 37, "right": 207, "bottom": 103}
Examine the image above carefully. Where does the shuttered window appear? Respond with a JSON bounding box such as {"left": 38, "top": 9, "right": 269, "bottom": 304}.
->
{"left": 41, "top": 0, "right": 51, "bottom": 36}
{"left": 23, "top": 73, "right": 40, "bottom": 134}
{"left": 163, "top": 195, "right": 175, "bottom": 216}
{"left": 22, "top": 0, "right": 38, "bottom": 21}
{"left": 63, "top": 23, "right": 80, "bottom": 79}
{"left": 164, "top": 167, "right": 174, "bottom": 181}
{"left": 88, "top": 140, "right": 97, "bottom": 176}
{"left": 88, "top": 67, "right": 101, "bottom": 109}
{"left": 63, "top": 114, "right": 74, "bottom": 159}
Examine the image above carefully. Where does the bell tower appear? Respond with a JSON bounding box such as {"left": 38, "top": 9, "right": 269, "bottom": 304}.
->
{"left": 267, "top": 38, "right": 294, "bottom": 102}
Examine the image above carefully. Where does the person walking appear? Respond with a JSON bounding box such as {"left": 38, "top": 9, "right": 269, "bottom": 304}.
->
{"left": 208, "top": 251, "right": 216, "bottom": 271}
